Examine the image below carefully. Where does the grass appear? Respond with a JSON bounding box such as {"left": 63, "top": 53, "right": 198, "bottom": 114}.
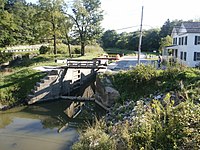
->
{"left": 105, "top": 65, "right": 200, "bottom": 103}
{"left": 0, "top": 68, "right": 46, "bottom": 105}
{"left": 104, "top": 48, "right": 136, "bottom": 55}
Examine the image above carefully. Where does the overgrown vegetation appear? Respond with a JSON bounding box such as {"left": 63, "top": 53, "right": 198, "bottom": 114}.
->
{"left": 0, "top": 51, "right": 13, "bottom": 64}
{"left": 72, "top": 66, "right": 200, "bottom": 150}
{"left": 110, "top": 65, "right": 200, "bottom": 103}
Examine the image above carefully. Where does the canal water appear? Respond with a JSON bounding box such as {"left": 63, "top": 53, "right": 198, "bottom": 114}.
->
{"left": 0, "top": 100, "right": 104, "bottom": 150}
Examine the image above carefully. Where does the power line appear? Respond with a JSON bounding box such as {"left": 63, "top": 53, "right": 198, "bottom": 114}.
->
{"left": 115, "top": 25, "right": 140, "bottom": 31}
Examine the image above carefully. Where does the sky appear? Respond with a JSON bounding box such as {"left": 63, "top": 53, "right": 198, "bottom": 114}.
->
{"left": 27, "top": 0, "right": 200, "bottom": 32}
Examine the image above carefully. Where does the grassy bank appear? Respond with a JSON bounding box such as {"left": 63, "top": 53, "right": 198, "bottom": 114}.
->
{"left": 72, "top": 66, "right": 200, "bottom": 150}
{"left": 0, "top": 68, "right": 46, "bottom": 106}
{"left": 111, "top": 65, "right": 200, "bottom": 103}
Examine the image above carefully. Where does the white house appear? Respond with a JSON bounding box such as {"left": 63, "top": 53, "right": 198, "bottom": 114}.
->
{"left": 163, "top": 22, "right": 200, "bottom": 67}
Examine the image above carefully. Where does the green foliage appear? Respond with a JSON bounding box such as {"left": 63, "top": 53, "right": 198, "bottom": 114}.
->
{"left": 0, "top": 51, "right": 12, "bottom": 64}
{"left": 101, "top": 30, "right": 119, "bottom": 48}
{"left": 70, "top": 0, "right": 104, "bottom": 56}
{"left": 111, "top": 97, "right": 200, "bottom": 150}
{"left": 74, "top": 47, "right": 81, "bottom": 54}
{"left": 111, "top": 65, "right": 159, "bottom": 101}
{"left": 72, "top": 119, "right": 116, "bottom": 150}
{"left": 39, "top": 45, "right": 51, "bottom": 54}
{"left": 159, "top": 35, "right": 172, "bottom": 52}
{"left": 73, "top": 95, "right": 200, "bottom": 149}
{"left": 37, "top": 0, "right": 66, "bottom": 54}
{"left": 56, "top": 44, "right": 68, "bottom": 54}
{"left": 110, "top": 66, "right": 200, "bottom": 103}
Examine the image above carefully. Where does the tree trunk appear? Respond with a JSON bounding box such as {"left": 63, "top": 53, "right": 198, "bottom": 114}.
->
{"left": 81, "top": 42, "right": 85, "bottom": 56}
{"left": 66, "top": 34, "right": 71, "bottom": 57}
{"left": 52, "top": 23, "right": 57, "bottom": 54}
{"left": 53, "top": 34, "right": 57, "bottom": 54}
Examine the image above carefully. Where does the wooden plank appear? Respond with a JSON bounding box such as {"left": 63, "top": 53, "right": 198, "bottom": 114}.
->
{"left": 60, "top": 96, "right": 95, "bottom": 102}
{"left": 95, "top": 100, "right": 110, "bottom": 111}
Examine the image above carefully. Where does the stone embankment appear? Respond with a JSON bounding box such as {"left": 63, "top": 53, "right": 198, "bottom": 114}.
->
{"left": 95, "top": 74, "right": 120, "bottom": 108}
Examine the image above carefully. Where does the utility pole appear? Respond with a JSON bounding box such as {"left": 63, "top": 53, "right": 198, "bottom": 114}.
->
{"left": 137, "top": 6, "right": 144, "bottom": 65}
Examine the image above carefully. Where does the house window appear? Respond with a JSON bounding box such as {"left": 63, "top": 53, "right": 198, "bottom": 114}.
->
{"left": 179, "top": 37, "right": 181, "bottom": 45}
{"left": 181, "top": 37, "right": 184, "bottom": 45}
{"left": 194, "top": 36, "right": 200, "bottom": 45}
{"left": 175, "top": 49, "right": 178, "bottom": 58}
{"left": 173, "top": 38, "right": 177, "bottom": 45}
{"left": 194, "top": 52, "right": 200, "bottom": 61}
{"left": 184, "top": 52, "right": 187, "bottom": 61}
{"left": 185, "top": 36, "right": 187, "bottom": 45}
{"left": 180, "top": 51, "right": 183, "bottom": 60}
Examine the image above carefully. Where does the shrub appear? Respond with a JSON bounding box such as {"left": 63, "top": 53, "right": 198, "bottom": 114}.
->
{"left": 72, "top": 119, "right": 116, "bottom": 150}
{"left": 39, "top": 45, "right": 51, "bottom": 54}
{"left": 0, "top": 51, "right": 13, "bottom": 64}
{"left": 111, "top": 65, "right": 159, "bottom": 101}
{"left": 74, "top": 48, "right": 81, "bottom": 54}
{"left": 106, "top": 95, "right": 200, "bottom": 150}
{"left": 56, "top": 44, "right": 69, "bottom": 54}
{"left": 110, "top": 66, "right": 200, "bottom": 102}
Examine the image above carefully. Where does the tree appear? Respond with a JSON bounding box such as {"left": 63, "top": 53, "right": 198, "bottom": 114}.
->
{"left": 116, "top": 32, "right": 129, "bottom": 49}
{"left": 61, "top": 17, "right": 73, "bottom": 57}
{"left": 38, "top": 0, "right": 65, "bottom": 54}
{"left": 159, "top": 35, "right": 172, "bottom": 53}
{"left": 0, "top": 0, "right": 17, "bottom": 47}
{"left": 69, "top": 0, "right": 103, "bottom": 56}
{"left": 101, "top": 30, "right": 118, "bottom": 48}
{"left": 160, "top": 19, "right": 182, "bottom": 38}
{"left": 142, "top": 29, "right": 160, "bottom": 51}
{"left": 127, "top": 31, "right": 140, "bottom": 50}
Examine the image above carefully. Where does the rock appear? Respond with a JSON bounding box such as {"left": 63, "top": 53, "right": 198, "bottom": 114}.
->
{"left": 95, "top": 75, "right": 120, "bottom": 107}
{"left": 0, "top": 103, "right": 9, "bottom": 110}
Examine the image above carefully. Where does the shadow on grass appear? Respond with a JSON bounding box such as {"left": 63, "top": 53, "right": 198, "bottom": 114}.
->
{"left": 9, "top": 56, "right": 53, "bottom": 68}
{"left": 0, "top": 69, "right": 46, "bottom": 102}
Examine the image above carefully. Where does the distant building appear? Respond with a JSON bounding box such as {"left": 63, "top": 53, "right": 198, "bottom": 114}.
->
{"left": 163, "top": 22, "right": 200, "bottom": 67}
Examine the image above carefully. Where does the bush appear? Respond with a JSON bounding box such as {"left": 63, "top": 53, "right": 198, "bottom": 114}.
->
{"left": 39, "top": 45, "right": 51, "bottom": 54}
{"left": 112, "top": 96, "right": 200, "bottom": 150}
{"left": 74, "top": 48, "right": 81, "bottom": 54}
{"left": 111, "top": 65, "right": 159, "bottom": 101}
{"left": 0, "top": 51, "right": 13, "bottom": 64}
{"left": 110, "top": 65, "right": 200, "bottom": 102}
{"left": 56, "top": 44, "right": 69, "bottom": 54}
{"left": 72, "top": 119, "right": 116, "bottom": 150}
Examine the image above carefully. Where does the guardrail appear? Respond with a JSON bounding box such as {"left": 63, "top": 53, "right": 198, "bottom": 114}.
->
{"left": 66, "top": 59, "right": 100, "bottom": 69}
{"left": 3, "top": 44, "right": 49, "bottom": 53}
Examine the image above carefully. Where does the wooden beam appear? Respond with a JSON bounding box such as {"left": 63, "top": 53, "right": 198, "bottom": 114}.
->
{"left": 60, "top": 96, "right": 95, "bottom": 102}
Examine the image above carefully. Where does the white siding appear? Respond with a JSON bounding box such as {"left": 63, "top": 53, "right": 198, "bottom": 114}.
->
{"left": 172, "top": 33, "right": 200, "bottom": 67}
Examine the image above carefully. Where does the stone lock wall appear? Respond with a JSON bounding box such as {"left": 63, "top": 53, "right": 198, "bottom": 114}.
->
{"left": 95, "top": 75, "right": 120, "bottom": 107}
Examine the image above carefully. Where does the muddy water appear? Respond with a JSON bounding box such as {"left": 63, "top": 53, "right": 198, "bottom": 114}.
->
{"left": 0, "top": 101, "right": 79, "bottom": 150}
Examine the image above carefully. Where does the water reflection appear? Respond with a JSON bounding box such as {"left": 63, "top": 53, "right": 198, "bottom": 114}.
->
{"left": 0, "top": 99, "right": 106, "bottom": 150}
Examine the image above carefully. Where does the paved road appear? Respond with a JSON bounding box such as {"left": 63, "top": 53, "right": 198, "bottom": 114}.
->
{"left": 107, "top": 56, "right": 156, "bottom": 71}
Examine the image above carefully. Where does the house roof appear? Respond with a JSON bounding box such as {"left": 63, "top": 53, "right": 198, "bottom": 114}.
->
{"left": 182, "top": 22, "right": 200, "bottom": 33}
{"left": 173, "top": 26, "right": 180, "bottom": 33}
{"left": 172, "top": 22, "right": 200, "bottom": 35}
